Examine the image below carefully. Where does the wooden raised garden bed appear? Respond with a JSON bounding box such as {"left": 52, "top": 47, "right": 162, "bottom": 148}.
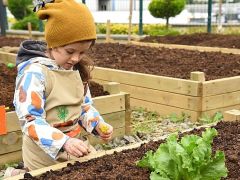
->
{"left": 92, "top": 66, "right": 240, "bottom": 122}
{"left": 89, "top": 42, "right": 240, "bottom": 122}
{"left": 140, "top": 33, "right": 240, "bottom": 49}
{"left": 4, "top": 111, "right": 240, "bottom": 180}
{"left": 1, "top": 44, "right": 240, "bottom": 122}
{"left": 133, "top": 41, "right": 240, "bottom": 55}
{"left": 0, "top": 56, "right": 131, "bottom": 166}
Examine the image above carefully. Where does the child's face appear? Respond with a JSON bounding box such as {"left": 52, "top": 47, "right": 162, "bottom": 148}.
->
{"left": 50, "top": 41, "right": 92, "bottom": 70}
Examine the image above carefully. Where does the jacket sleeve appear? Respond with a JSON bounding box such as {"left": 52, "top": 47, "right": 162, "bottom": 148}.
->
{"left": 14, "top": 63, "right": 69, "bottom": 159}
{"left": 78, "top": 85, "right": 105, "bottom": 135}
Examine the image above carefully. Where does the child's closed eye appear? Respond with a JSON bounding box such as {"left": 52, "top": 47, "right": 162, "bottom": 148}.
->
{"left": 66, "top": 50, "right": 74, "bottom": 54}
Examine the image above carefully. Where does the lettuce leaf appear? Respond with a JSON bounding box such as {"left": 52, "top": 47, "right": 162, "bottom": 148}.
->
{"left": 136, "top": 128, "right": 228, "bottom": 180}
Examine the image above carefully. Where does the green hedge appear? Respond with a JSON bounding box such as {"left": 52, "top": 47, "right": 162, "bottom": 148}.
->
{"left": 96, "top": 24, "right": 180, "bottom": 36}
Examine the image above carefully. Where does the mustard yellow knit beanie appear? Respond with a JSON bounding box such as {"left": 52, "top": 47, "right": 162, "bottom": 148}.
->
{"left": 37, "top": 0, "right": 96, "bottom": 48}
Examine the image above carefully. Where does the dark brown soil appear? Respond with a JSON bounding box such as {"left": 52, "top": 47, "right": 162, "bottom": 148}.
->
{"left": 0, "top": 63, "right": 109, "bottom": 111}
{"left": 88, "top": 81, "right": 109, "bottom": 98}
{"left": 0, "top": 63, "right": 17, "bottom": 111}
{"left": 1, "top": 36, "right": 240, "bottom": 81}
{"left": 90, "top": 43, "right": 240, "bottom": 81}
{"left": 140, "top": 33, "right": 240, "bottom": 49}
{"left": 0, "top": 36, "right": 26, "bottom": 48}
{"left": 21, "top": 121, "right": 240, "bottom": 180}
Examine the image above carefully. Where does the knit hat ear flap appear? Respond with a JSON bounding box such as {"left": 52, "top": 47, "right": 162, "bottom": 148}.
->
{"left": 35, "top": 0, "right": 96, "bottom": 48}
{"left": 37, "top": 0, "right": 63, "bottom": 20}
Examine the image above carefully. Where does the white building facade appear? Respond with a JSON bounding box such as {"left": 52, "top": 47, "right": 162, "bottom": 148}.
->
{"left": 77, "top": 0, "right": 151, "bottom": 11}
{"left": 75, "top": 0, "right": 240, "bottom": 25}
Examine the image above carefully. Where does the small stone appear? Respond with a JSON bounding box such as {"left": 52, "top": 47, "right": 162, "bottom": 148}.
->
{"left": 113, "top": 137, "right": 121, "bottom": 145}
{"left": 94, "top": 144, "right": 103, "bottom": 151}
{"left": 0, "top": 170, "right": 5, "bottom": 179}
{"left": 132, "top": 134, "right": 142, "bottom": 142}
{"left": 167, "top": 127, "right": 177, "bottom": 132}
{"left": 123, "top": 135, "right": 136, "bottom": 143}
{"left": 180, "top": 123, "right": 190, "bottom": 129}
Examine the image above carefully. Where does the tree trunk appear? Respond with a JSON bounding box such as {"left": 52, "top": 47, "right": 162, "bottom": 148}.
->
{"left": 166, "top": 17, "right": 169, "bottom": 29}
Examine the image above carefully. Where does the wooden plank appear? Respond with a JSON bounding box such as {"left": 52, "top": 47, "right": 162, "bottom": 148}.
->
{"left": 92, "top": 67, "right": 201, "bottom": 96}
{"left": 130, "top": 98, "right": 200, "bottom": 122}
{"left": 0, "top": 150, "right": 22, "bottom": 166}
{"left": 119, "top": 83, "right": 202, "bottom": 111}
{"left": 202, "top": 91, "right": 240, "bottom": 111}
{"left": 223, "top": 109, "right": 240, "bottom": 122}
{"left": 124, "top": 93, "right": 131, "bottom": 135}
{"left": 201, "top": 104, "right": 240, "bottom": 118}
{"left": 102, "top": 82, "right": 120, "bottom": 94}
{"left": 86, "top": 127, "right": 125, "bottom": 145}
{"left": 0, "top": 51, "right": 16, "bottom": 64}
{"left": 0, "top": 131, "right": 22, "bottom": 155}
{"left": 190, "top": 71, "right": 205, "bottom": 82}
{"left": 202, "top": 76, "right": 240, "bottom": 96}
{"left": 6, "top": 111, "right": 21, "bottom": 133}
{"left": 103, "top": 111, "right": 125, "bottom": 128}
{"left": 93, "top": 93, "right": 126, "bottom": 114}
{"left": 93, "top": 80, "right": 120, "bottom": 94}
{"left": 130, "top": 41, "right": 240, "bottom": 55}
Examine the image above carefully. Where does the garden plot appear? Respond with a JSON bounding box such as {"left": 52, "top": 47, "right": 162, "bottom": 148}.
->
{"left": 139, "top": 33, "right": 240, "bottom": 55}
{"left": 1, "top": 42, "right": 240, "bottom": 121}
{"left": 88, "top": 42, "right": 240, "bottom": 121}
{"left": 0, "top": 60, "right": 130, "bottom": 166}
{"left": 5, "top": 120, "right": 239, "bottom": 180}
{"left": 140, "top": 33, "right": 240, "bottom": 49}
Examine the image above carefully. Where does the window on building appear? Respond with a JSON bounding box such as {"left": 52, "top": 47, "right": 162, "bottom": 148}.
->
{"left": 98, "top": 0, "right": 110, "bottom": 11}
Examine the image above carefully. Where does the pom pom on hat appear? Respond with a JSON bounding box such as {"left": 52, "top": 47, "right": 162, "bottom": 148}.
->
{"left": 36, "top": 0, "right": 96, "bottom": 48}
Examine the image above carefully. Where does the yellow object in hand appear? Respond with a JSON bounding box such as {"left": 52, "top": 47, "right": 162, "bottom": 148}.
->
{"left": 99, "top": 123, "right": 109, "bottom": 133}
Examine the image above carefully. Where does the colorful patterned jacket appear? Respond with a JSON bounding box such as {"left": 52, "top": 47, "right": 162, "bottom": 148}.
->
{"left": 14, "top": 40, "right": 104, "bottom": 159}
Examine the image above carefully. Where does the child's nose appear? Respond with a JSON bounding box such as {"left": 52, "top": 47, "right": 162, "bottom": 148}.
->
{"left": 71, "top": 54, "right": 80, "bottom": 63}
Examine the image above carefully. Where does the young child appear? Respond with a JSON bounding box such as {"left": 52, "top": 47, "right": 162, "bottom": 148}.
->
{"left": 13, "top": 0, "right": 113, "bottom": 172}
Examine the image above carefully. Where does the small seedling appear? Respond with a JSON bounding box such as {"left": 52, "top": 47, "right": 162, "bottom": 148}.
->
{"left": 7, "top": 63, "right": 15, "bottom": 69}
{"left": 199, "top": 112, "right": 223, "bottom": 124}
{"left": 168, "top": 112, "right": 189, "bottom": 123}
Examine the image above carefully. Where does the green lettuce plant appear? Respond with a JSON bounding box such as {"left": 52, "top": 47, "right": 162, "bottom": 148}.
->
{"left": 136, "top": 128, "right": 228, "bottom": 180}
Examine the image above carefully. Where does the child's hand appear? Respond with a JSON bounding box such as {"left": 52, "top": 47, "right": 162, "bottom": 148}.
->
{"left": 63, "top": 138, "right": 90, "bottom": 158}
{"left": 96, "top": 122, "right": 113, "bottom": 141}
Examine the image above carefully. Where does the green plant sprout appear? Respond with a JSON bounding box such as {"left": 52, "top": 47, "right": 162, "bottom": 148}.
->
{"left": 7, "top": 63, "right": 15, "bottom": 69}
{"left": 199, "top": 112, "right": 223, "bottom": 124}
{"left": 131, "top": 107, "right": 161, "bottom": 134}
{"left": 167, "top": 112, "right": 190, "bottom": 123}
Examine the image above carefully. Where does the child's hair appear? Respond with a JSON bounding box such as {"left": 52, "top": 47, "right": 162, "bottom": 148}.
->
{"left": 73, "top": 40, "right": 95, "bottom": 84}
